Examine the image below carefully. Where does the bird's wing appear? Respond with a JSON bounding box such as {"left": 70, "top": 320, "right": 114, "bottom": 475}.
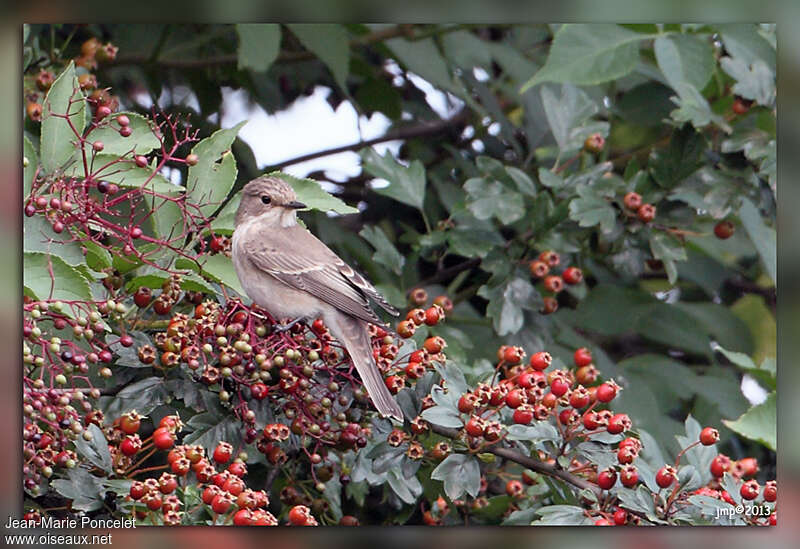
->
{"left": 243, "top": 225, "right": 398, "bottom": 324}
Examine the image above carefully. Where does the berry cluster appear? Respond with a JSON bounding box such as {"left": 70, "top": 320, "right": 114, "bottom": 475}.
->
{"left": 527, "top": 250, "right": 583, "bottom": 315}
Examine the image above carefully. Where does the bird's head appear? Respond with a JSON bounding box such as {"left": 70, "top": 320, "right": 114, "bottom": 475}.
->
{"left": 235, "top": 176, "right": 306, "bottom": 228}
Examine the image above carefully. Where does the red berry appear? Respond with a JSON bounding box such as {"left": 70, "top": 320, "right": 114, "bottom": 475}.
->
{"left": 129, "top": 481, "right": 146, "bottom": 500}
{"left": 505, "top": 389, "right": 525, "bottom": 409}
{"left": 433, "top": 295, "right": 453, "bottom": 313}
{"left": 96, "top": 105, "right": 112, "bottom": 120}
{"left": 620, "top": 465, "right": 639, "bottom": 488}
{"left": 503, "top": 346, "right": 525, "bottom": 365}
{"left": 607, "top": 413, "right": 631, "bottom": 435}
{"left": 541, "top": 296, "right": 559, "bottom": 315}
{"left": 424, "top": 306, "right": 442, "bottom": 326}
{"left": 623, "top": 192, "right": 642, "bottom": 211}
{"left": 529, "top": 351, "right": 552, "bottom": 371}
{"left": 563, "top": 266, "right": 583, "bottom": 285}
{"left": 543, "top": 275, "right": 564, "bottom": 293}
{"left": 211, "top": 493, "right": 233, "bottom": 514}
{"left": 597, "top": 469, "right": 617, "bottom": 490}
{"left": 710, "top": 455, "right": 732, "bottom": 478}
{"left": 574, "top": 347, "right": 592, "bottom": 367}
{"left": 396, "top": 320, "right": 416, "bottom": 338}
{"left": 120, "top": 412, "right": 141, "bottom": 434}
{"left": 513, "top": 407, "right": 533, "bottom": 425}
{"left": 613, "top": 509, "right": 627, "bottom": 526}
{"left": 134, "top": 155, "right": 148, "bottom": 168}
{"left": 119, "top": 126, "right": 132, "bottom": 137}
{"left": 769, "top": 512, "right": 776, "bottom": 526}
{"left": 732, "top": 97, "right": 752, "bottom": 115}
{"left": 423, "top": 336, "right": 446, "bottom": 354}
{"left": 153, "top": 298, "right": 172, "bottom": 315}
{"left": 550, "top": 377, "right": 570, "bottom": 398}
{"left": 505, "top": 479, "right": 524, "bottom": 498}
{"left": 737, "top": 457, "right": 759, "bottom": 477}
{"left": 24, "top": 204, "right": 36, "bottom": 217}
{"left": 133, "top": 287, "right": 152, "bottom": 308}
{"left": 250, "top": 382, "right": 268, "bottom": 400}
{"left": 117, "top": 114, "right": 130, "bottom": 127}
{"left": 209, "top": 235, "right": 225, "bottom": 252}
{"left": 763, "top": 481, "right": 776, "bottom": 502}
{"left": 637, "top": 203, "right": 656, "bottom": 223}
{"left": 457, "top": 394, "right": 476, "bottom": 414}
{"left": 569, "top": 387, "right": 590, "bottom": 409}
{"left": 288, "top": 505, "right": 311, "bottom": 526}
{"left": 153, "top": 427, "right": 175, "bottom": 450}
{"left": 699, "top": 427, "right": 719, "bottom": 446}
{"left": 233, "top": 509, "right": 254, "bottom": 526}
{"left": 583, "top": 411, "right": 600, "bottom": 430}
{"left": 594, "top": 518, "right": 612, "bottom": 526}
{"left": 120, "top": 435, "right": 141, "bottom": 456}
{"left": 213, "top": 442, "right": 233, "bottom": 464}
{"left": 120, "top": 334, "right": 134, "bottom": 347}
{"left": 465, "top": 416, "right": 485, "bottom": 438}
{"left": 596, "top": 382, "right": 617, "bottom": 403}
{"left": 539, "top": 250, "right": 560, "bottom": 267}
{"left": 384, "top": 375, "right": 404, "bottom": 394}
{"left": 740, "top": 479, "right": 760, "bottom": 501}
{"left": 655, "top": 465, "right": 677, "bottom": 489}
{"left": 130, "top": 226, "right": 143, "bottom": 239}
{"left": 227, "top": 460, "right": 247, "bottom": 477}
{"left": 92, "top": 141, "right": 104, "bottom": 152}
{"left": 528, "top": 260, "right": 549, "bottom": 278}
{"left": 714, "top": 220, "right": 735, "bottom": 240}
{"left": 186, "top": 153, "right": 200, "bottom": 166}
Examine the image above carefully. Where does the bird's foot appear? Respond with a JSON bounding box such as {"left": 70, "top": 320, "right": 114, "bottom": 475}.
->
{"left": 273, "top": 317, "right": 305, "bottom": 333}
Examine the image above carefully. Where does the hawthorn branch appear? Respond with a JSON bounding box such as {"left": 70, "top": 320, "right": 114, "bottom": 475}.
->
{"left": 427, "top": 423, "right": 602, "bottom": 497}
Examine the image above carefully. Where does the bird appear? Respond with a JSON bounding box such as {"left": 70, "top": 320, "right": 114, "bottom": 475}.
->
{"left": 231, "top": 175, "right": 403, "bottom": 420}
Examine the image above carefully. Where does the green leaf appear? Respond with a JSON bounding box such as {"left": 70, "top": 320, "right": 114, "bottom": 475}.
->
{"left": 100, "top": 377, "right": 168, "bottom": 417}
{"left": 712, "top": 343, "right": 775, "bottom": 388}
{"left": 463, "top": 177, "right": 525, "bottom": 224}
{"left": 648, "top": 125, "right": 705, "bottom": 188}
{"left": 24, "top": 135, "right": 37, "bottom": 199}
{"left": 720, "top": 57, "right": 775, "bottom": 106}
{"left": 718, "top": 24, "right": 776, "bottom": 73}
{"left": 23, "top": 252, "right": 92, "bottom": 302}
{"left": 654, "top": 34, "right": 715, "bottom": 93}
{"left": 430, "top": 453, "right": 481, "bottom": 501}
{"left": 73, "top": 423, "right": 112, "bottom": 473}
{"left": 269, "top": 171, "right": 358, "bottom": 214}
{"left": 739, "top": 198, "right": 776, "bottom": 285}
{"left": 24, "top": 215, "right": 85, "bottom": 266}
{"left": 540, "top": 84, "right": 605, "bottom": 153}
{"left": 385, "top": 37, "right": 462, "bottom": 96}
{"left": 359, "top": 225, "right": 404, "bottom": 275}
{"left": 236, "top": 24, "right": 281, "bottom": 72}
{"left": 287, "top": 24, "right": 350, "bottom": 91}
{"left": 419, "top": 405, "right": 463, "bottom": 428}
{"left": 479, "top": 276, "right": 540, "bottom": 336}
{"left": 506, "top": 422, "right": 560, "bottom": 443}
{"left": 441, "top": 30, "right": 492, "bottom": 69}
{"left": 183, "top": 412, "right": 242, "bottom": 457}
{"left": 84, "top": 112, "right": 159, "bottom": 156}
{"left": 41, "top": 62, "right": 87, "bottom": 173}
{"left": 52, "top": 468, "right": 105, "bottom": 512}
{"left": 521, "top": 24, "right": 649, "bottom": 90}
{"left": 187, "top": 121, "right": 246, "bottom": 218}
{"left": 193, "top": 254, "right": 247, "bottom": 297}
{"left": 568, "top": 185, "right": 616, "bottom": 233}
{"left": 532, "top": 505, "right": 592, "bottom": 525}
{"left": 107, "top": 330, "right": 153, "bottom": 368}
{"left": 675, "top": 415, "right": 716, "bottom": 485}
{"left": 538, "top": 167, "right": 565, "bottom": 189}
{"left": 649, "top": 232, "right": 687, "bottom": 285}
{"left": 386, "top": 468, "right": 423, "bottom": 505}
{"left": 723, "top": 392, "right": 776, "bottom": 450}
{"left": 361, "top": 149, "right": 426, "bottom": 210}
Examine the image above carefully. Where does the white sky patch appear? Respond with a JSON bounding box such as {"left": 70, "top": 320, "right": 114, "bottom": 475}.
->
{"left": 219, "top": 86, "right": 401, "bottom": 180}
{"left": 741, "top": 374, "right": 768, "bottom": 405}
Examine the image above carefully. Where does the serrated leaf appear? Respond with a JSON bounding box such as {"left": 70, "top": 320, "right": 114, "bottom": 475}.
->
{"left": 739, "top": 198, "right": 776, "bottom": 285}
{"left": 268, "top": 171, "right": 358, "bottom": 214}
{"left": 288, "top": 24, "right": 350, "bottom": 91}
{"left": 100, "top": 376, "right": 168, "bottom": 417}
{"left": 568, "top": 186, "right": 616, "bottom": 232}
{"left": 431, "top": 453, "right": 481, "bottom": 501}
{"left": 24, "top": 215, "right": 85, "bottom": 266}
{"left": 540, "top": 84, "right": 603, "bottom": 153}
{"left": 187, "top": 121, "right": 246, "bottom": 217}
{"left": 52, "top": 468, "right": 105, "bottom": 512}
{"left": 720, "top": 57, "right": 775, "bottom": 106}
{"left": 73, "top": 423, "right": 113, "bottom": 473}
{"left": 649, "top": 125, "right": 705, "bottom": 188}
{"left": 521, "top": 24, "right": 649, "bottom": 90}
{"left": 723, "top": 392, "right": 776, "bottom": 450}
{"left": 24, "top": 252, "right": 92, "bottom": 302}
{"left": 236, "top": 24, "right": 281, "bottom": 72}
{"left": 361, "top": 149, "right": 426, "bottom": 210}
{"left": 183, "top": 413, "right": 243, "bottom": 457}
{"left": 41, "top": 62, "right": 87, "bottom": 173}
{"left": 479, "top": 276, "right": 540, "bottom": 336}
{"left": 654, "top": 34, "right": 715, "bottom": 93}
{"left": 463, "top": 177, "right": 525, "bottom": 224}
{"left": 649, "top": 232, "right": 687, "bottom": 285}
{"left": 386, "top": 468, "right": 422, "bottom": 505}
{"left": 359, "top": 225, "right": 405, "bottom": 275}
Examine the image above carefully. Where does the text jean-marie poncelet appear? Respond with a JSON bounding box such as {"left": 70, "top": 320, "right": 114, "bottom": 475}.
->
{"left": 5, "top": 515, "right": 136, "bottom": 529}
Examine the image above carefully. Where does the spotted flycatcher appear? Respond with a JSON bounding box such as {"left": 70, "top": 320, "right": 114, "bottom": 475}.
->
{"left": 232, "top": 176, "right": 403, "bottom": 420}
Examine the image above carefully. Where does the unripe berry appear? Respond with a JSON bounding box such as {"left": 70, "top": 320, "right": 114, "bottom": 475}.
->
{"left": 541, "top": 296, "right": 558, "bottom": 314}
{"left": 186, "top": 153, "right": 199, "bottom": 166}
{"left": 623, "top": 192, "right": 642, "bottom": 211}
{"left": 584, "top": 132, "right": 605, "bottom": 153}
{"left": 92, "top": 141, "right": 104, "bottom": 152}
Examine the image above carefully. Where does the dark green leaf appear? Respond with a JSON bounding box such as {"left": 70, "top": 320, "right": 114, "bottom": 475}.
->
{"left": 288, "top": 24, "right": 350, "bottom": 91}
{"left": 568, "top": 185, "right": 616, "bottom": 232}
{"left": 739, "top": 198, "right": 776, "bottom": 284}
{"left": 236, "top": 24, "right": 281, "bottom": 72}
{"left": 430, "top": 453, "right": 481, "bottom": 500}
{"left": 648, "top": 125, "right": 705, "bottom": 188}
{"left": 100, "top": 376, "right": 168, "bottom": 417}
{"left": 187, "top": 121, "right": 246, "bottom": 217}
{"left": 359, "top": 225, "right": 404, "bottom": 275}
{"left": 654, "top": 34, "right": 715, "bottom": 93}
{"left": 361, "top": 149, "right": 426, "bottom": 210}
{"left": 649, "top": 232, "right": 687, "bottom": 285}
{"left": 23, "top": 135, "right": 37, "bottom": 199}
{"left": 463, "top": 177, "right": 525, "bottom": 224}
{"left": 73, "top": 424, "right": 113, "bottom": 473}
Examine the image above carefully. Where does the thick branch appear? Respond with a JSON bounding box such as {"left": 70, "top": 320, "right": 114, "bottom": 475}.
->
{"left": 428, "top": 423, "right": 602, "bottom": 497}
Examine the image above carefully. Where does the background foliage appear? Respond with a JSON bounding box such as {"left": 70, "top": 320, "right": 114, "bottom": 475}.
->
{"left": 22, "top": 23, "right": 776, "bottom": 526}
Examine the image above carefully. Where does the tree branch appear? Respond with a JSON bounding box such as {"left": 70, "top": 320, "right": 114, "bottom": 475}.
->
{"left": 428, "top": 423, "right": 602, "bottom": 497}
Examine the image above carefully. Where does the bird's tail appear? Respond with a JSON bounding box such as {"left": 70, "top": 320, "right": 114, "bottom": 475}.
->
{"left": 335, "top": 314, "right": 403, "bottom": 421}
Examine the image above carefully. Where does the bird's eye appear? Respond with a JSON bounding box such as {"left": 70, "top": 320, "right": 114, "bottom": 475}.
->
{"left": 261, "top": 195, "right": 271, "bottom": 205}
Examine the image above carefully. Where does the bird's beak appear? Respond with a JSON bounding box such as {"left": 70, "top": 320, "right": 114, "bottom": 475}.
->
{"left": 287, "top": 200, "right": 307, "bottom": 209}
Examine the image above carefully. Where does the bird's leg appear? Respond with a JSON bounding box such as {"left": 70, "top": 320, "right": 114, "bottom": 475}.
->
{"left": 273, "top": 317, "right": 305, "bottom": 333}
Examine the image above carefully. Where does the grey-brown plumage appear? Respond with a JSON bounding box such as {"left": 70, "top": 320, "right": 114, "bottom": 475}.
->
{"left": 231, "top": 176, "right": 402, "bottom": 420}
